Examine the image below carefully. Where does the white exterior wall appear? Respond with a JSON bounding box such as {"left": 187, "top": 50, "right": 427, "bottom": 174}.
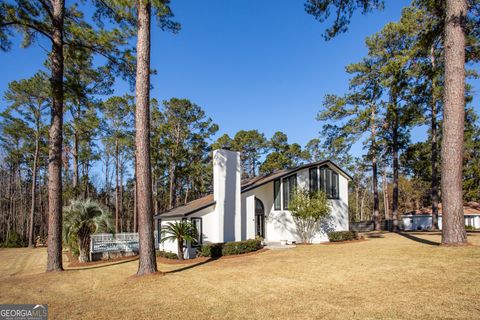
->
{"left": 157, "top": 204, "right": 218, "bottom": 259}
{"left": 213, "top": 149, "right": 241, "bottom": 242}
{"left": 402, "top": 215, "right": 480, "bottom": 231}
{"left": 241, "top": 164, "right": 349, "bottom": 243}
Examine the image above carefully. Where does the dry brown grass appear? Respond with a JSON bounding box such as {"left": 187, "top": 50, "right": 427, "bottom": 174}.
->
{"left": 1, "top": 232, "right": 480, "bottom": 319}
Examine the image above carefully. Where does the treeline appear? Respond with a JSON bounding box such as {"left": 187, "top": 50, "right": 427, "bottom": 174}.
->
{"left": 310, "top": 0, "right": 480, "bottom": 231}
{"left": 0, "top": 82, "right": 318, "bottom": 246}
{"left": 0, "top": 0, "right": 477, "bottom": 273}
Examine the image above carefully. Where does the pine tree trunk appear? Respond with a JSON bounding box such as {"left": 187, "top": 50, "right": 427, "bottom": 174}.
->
{"left": 371, "top": 105, "right": 380, "bottom": 231}
{"left": 28, "top": 135, "right": 39, "bottom": 247}
{"left": 72, "top": 111, "right": 79, "bottom": 194}
{"left": 430, "top": 46, "right": 440, "bottom": 230}
{"left": 135, "top": 0, "right": 157, "bottom": 275}
{"left": 46, "top": 0, "right": 65, "bottom": 272}
{"left": 383, "top": 167, "right": 389, "bottom": 220}
{"left": 392, "top": 98, "right": 399, "bottom": 232}
{"left": 441, "top": 0, "right": 467, "bottom": 245}
{"left": 115, "top": 137, "right": 120, "bottom": 233}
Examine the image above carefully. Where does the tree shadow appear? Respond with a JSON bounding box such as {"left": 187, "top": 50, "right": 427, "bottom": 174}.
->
{"left": 64, "top": 256, "right": 139, "bottom": 271}
{"left": 164, "top": 257, "right": 217, "bottom": 274}
{"left": 397, "top": 232, "right": 440, "bottom": 246}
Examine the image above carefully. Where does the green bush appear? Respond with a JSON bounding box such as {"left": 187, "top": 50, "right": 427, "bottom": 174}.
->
{"left": 465, "top": 225, "right": 477, "bottom": 231}
{"left": 156, "top": 250, "right": 178, "bottom": 259}
{"left": 197, "top": 243, "right": 224, "bottom": 258}
{"left": 197, "top": 239, "right": 263, "bottom": 258}
{"left": 3, "top": 231, "right": 25, "bottom": 248}
{"left": 222, "top": 239, "right": 262, "bottom": 255}
{"left": 327, "top": 231, "right": 358, "bottom": 242}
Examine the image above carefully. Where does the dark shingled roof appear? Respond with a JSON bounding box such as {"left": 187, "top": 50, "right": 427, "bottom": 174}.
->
{"left": 156, "top": 160, "right": 352, "bottom": 218}
{"left": 158, "top": 194, "right": 215, "bottom": 218}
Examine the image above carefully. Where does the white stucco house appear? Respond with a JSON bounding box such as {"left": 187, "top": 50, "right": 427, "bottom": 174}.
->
{"left": 155, "top": 149, "right": 352, "bottom": 258}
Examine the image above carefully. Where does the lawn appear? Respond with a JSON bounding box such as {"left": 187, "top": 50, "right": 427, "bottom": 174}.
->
{"left": 1, "top": 232, "right": 479, "bottom": 319}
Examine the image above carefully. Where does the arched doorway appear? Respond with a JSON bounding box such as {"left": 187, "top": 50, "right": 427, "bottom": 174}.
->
{"left": 255, "top": 198, "right": 265, "bottom": 238}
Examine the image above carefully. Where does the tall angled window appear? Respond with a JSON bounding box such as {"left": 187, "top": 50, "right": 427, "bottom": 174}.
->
{"left": 319, "top": 166, "right": 339, "bottom": 199}
{"left": 274, "top": 179, "right": 281, "bottom": 210}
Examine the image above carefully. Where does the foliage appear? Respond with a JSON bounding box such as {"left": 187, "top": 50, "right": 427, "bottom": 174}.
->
{"left": 289, "top": 189, "right": 331, "bottom": 244}
{"left": 327, "top": 231, "right": 359, "bottom": 242}
{"left": 161, "top": 221, "right": 198, "bottom": 260}
{"left": 197, "top": 239, "right": 263, "bottom": 258}
{"left": 221, "top": 239, "right": 263, "bottom": 256}
{"left": 2, "top": 230, "right": 25, "bottom": 248}
{"left": 197, "top": 243, "right": 225, "bottom": 258}
{"left": 63, "top": 199, "right": 113, "bottom": 262}
{"left": 156, "top": 250, "right": 178, "bottom": 259}
{"left": 260, "top": 132, "right": 310, "bottom": 174}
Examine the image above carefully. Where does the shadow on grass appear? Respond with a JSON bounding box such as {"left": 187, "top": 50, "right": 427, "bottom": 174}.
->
{"left": 397, "top": 232, "right": 440, "bottom": 246}
{"left": 364, "top": 232, "right": 385, "bottom": 239}
{"left": 65, "top": 256, "right": 139, "bottom": 271}
{"left": 165, "top": 258, "right": 217, "bottom": 274}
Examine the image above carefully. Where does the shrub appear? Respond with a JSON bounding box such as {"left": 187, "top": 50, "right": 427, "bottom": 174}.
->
{"left": 156, "top": 250, "right": 178, "bottom": 259}
{"left": 3, "top": 231, "right": 25, "bottom": 248}
{"left": 327, "top": 231, "right": 358, "bottom": 242}
{"left": 289, "top": 189, "right": 331, "bottom": 244}
{"left": 197, "top": 239, "right": 263, "bottom": 257}
{"left": 197, "top": 242, "right": 224, "bottom": 258}
{"left": 465, "top": 225, "right": 476, "bottom": 231}
{"left": 222, "top": 239, "right": 262, "bottom": 256}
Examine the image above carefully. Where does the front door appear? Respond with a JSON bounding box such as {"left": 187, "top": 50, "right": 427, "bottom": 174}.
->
{"left": 255, "top": 198, "right": 265, "bottom": 238}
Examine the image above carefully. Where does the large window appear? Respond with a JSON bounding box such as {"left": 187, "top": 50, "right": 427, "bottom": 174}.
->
{"left": 318, "top": 166, "right": 339, "bottom": 199}
{"left": 309, "top": 167, "right": 318, "bottom": 193}
{"left": 274, "top": 179, "right": 281, "bottom": 210}
{"left": 191, "top": 218, "right": 202, "bottom": 247}
{"left": 282, "top": 174, "right": 297, "bottom": 210}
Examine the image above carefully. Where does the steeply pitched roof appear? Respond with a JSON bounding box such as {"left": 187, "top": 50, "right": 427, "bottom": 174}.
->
{"left": 156, "top": 160, "right": 351, "bottom": 218}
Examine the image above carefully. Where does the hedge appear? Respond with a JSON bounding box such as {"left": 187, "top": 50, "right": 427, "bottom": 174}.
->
{"left": 327, "top": 231, "right": 358, "bottom": 242}
{"left": 197, "top": 239, "right": 262, "bottom": 258}
{"left": 156, "top": 250, "right": 178, "bottom": 259}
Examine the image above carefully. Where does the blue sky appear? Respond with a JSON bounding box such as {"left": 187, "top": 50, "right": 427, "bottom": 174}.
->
{"left": 1, "top": 0, "right": 479, "bottom": 162}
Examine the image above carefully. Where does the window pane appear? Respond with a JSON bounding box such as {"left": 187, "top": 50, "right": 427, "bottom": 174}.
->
{"left": 326, "top": 168, "right": 332, "bottom": 198}
{"left": 274, "top": 179, "right": 281, "bottom": 210}
{"left": 319, "top": 167, "right": 325, "bottom": 193}
{"left": 282, "top": 177, "right": 289, "bottom": 210}
{"left": 332, "top": 172, "right": 339, "bottom": 198}
{"left": 309, "top": 168, "right": 318, "bottom": 193}
{"left": 191, "top": 218, "right": 202, "bottom": 246}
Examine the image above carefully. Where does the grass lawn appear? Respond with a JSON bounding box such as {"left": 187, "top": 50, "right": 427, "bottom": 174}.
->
{"left": 1, "top": 232, "right": 479, "bottom": 319}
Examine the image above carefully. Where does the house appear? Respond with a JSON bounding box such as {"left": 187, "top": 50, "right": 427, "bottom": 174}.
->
{"left": 154, "top": 149, "right": 352, "bottom": 258}
{"left": 401, "top": 203, "right": 480, "bottom": 231}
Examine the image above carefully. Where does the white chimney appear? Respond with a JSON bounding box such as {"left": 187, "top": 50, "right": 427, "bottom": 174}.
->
{"left": 213, "top": 149, "right": 241, "bottom": 242}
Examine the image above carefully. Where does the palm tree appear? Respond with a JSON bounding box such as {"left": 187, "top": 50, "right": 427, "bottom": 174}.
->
{"left": 63, "top": 199, "right": 113, "bottom": 263}
{"left": 160, "top": 221, "right": 198, "bottom": 261}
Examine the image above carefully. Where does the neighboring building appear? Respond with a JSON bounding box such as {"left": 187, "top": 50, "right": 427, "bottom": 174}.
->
{"left": 155, "top": 149, "right": 352, "bottom": 259}
{"left": 401, "top": 203, "right": 480, "bottom": 231}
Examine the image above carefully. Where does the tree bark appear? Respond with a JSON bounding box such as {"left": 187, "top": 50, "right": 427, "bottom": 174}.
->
{"left": 392, "top": 96, "right": 399, "bottom": 232}
{"left": 72, "top": 114, "right": 79, "bottom": 194}
{"left": 371, "top": 105, "right": 380, "bottom": 231}
{"left": 28, "top": 132, "right": 40, "bottom": 247}
{"left": 46, "top": 0, "right": 65, "bottom": 272}
{"left": 383, "top": 167, "right": 389, "bottom": 220}
{"left": 115, "top": 137, "right": 120, "bottom": 233}
{"left": 441, "top": 0, "right": 467, "bottom": 245}
{"left": 135, "top": 0, "right": 157, "bottom": 275}
{"left": 430, "top": 46, "right": 440, "bottom": 230}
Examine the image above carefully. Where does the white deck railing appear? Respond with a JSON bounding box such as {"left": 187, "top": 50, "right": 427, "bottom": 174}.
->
{"left": 90, "top": 232, "right": 158, "bottom": 254}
